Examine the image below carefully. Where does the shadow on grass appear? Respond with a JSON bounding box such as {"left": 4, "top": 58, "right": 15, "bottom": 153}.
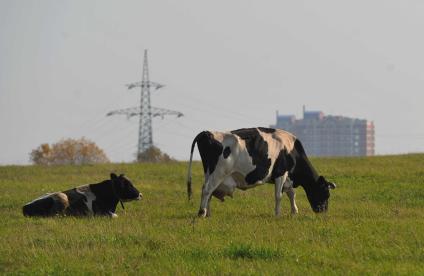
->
{"left": 224, "top": 243, "right": 284, "bottom": 260}
{"left": 182, "top": 243, "right": 285, "bottom": 261}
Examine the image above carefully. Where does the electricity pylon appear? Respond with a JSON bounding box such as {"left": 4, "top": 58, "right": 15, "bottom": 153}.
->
{"left": 107, "top": 50, "right": 183, "bottom": 156}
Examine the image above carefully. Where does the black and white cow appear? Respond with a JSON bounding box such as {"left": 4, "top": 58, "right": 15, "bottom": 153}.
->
{"left": 23, "top": 173, "right": 142, "bottom": 218}
{"left": 187, "top": 127, "right": 336, "bottom": 217}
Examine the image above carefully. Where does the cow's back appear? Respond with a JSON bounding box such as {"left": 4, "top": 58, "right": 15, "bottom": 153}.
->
{"left": 230, "top": 128, "right": 297, "bottom": 184}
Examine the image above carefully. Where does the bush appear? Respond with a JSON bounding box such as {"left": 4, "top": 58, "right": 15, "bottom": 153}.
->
{"left": 136, "top": 146, "right": 174, "bottom": 163}
{"left": 30, "top": 138, "right": 110, "bottom": 165}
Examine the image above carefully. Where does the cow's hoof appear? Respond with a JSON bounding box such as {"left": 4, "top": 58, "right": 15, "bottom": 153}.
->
{"left": 109, "top": 212, "right": 118, "bottom": 218}
{"left": 197, "top": 208, "right": 207, "bottom": 218}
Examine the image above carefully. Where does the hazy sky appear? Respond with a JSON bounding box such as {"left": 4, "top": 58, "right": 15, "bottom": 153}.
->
{"left": 1, "top": 0, "right": 423, "bottom": 164}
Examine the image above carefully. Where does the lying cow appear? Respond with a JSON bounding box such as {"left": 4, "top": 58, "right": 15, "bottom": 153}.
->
{"left": 187, "top": 127, "right": 336, "bottom": 217}
{"left": 23, "top": 173, "right": 142, "bottom": 218}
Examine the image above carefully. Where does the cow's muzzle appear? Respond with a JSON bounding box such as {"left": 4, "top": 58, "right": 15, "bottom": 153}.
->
{"left": 121, "top": 193, "right": 143, "bottom": 202}
{"left": 313, "top": 202, "right": 328, "bottom": 213}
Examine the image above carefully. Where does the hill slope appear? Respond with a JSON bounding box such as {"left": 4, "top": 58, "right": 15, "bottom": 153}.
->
{"left": 1, "top": 155, "right": 424, "bottom": 274}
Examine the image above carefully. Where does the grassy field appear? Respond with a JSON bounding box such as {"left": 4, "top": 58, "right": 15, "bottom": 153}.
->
{"left": 1, "top": 154, "right": 424, "bottom": 275}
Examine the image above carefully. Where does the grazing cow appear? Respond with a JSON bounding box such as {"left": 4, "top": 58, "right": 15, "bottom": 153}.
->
{"left": 23, "top": 173, "right": 142, "bottom": 218}
{"left": 187, "top": 127, "right": 336, "bottom": 217}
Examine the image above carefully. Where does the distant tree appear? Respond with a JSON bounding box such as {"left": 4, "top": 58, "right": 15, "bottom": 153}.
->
{"left": 136, "top": 146, "right": 174, "bottom": 163}
{"left": 30, "top": 138, "right": 110, "bottom": 165}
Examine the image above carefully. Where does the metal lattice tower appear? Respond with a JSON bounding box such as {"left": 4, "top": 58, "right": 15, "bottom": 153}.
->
{"left": 107, "top": 49, "right": 183, "bottom": 156}
{"left": 138, "top": 50, "right": 153, "bottom": 153}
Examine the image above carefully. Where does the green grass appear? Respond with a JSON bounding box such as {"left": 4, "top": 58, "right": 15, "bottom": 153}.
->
{"left": 1, "top": 155, "right": 424, "bottom": 274}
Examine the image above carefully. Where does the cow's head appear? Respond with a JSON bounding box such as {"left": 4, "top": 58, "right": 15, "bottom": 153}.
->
{"left": 111, "top": 173, "right": 142, "bottom": 202}
{"left": 306, "top": 176, "right": 336, "bottom": 213}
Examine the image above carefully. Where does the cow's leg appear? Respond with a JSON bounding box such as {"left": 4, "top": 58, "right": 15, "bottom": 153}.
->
{"left": 285, "top": 186, "right": 298, "bottom": 214}
{"left": 108, "top": 211, "right": 118, "bottom": 218}
{"left": 52, "top": 192, "right": 69, "bottom": 215}
{"left": 206, "top": 197, "right": 212, "bottom": 217}
{"left": 199, "top": 173, "right": 225, "bottom": 217}
{"left": 274, "top": 176, "right": 285, "bottom": 216}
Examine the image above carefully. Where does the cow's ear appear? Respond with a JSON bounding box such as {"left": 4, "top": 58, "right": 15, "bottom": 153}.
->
{"left": 119, "top": 174, "right": 124, "bottom": 178}
{"left": 328, "top": 182, "right": 336, "bottom": 189}
{"left": 110, "top": 173, "right": 118, "bottom": 180}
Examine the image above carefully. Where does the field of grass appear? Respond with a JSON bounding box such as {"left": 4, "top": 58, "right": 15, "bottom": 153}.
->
{"left": 1, "top": 154, "right": 424, "bottom": 274}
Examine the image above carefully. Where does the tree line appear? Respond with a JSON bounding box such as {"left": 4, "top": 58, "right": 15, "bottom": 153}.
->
{"left": 30, "top": 137, "right": 174, "bottom": 165}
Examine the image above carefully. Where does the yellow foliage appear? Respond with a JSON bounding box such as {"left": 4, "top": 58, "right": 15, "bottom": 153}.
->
{"left": 30, "top": 138, "right": 109, "bottom": 165}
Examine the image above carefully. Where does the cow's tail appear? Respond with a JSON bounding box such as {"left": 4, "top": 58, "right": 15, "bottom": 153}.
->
{"left": 187, "top": 132, "right": 204, "bottom": 201}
